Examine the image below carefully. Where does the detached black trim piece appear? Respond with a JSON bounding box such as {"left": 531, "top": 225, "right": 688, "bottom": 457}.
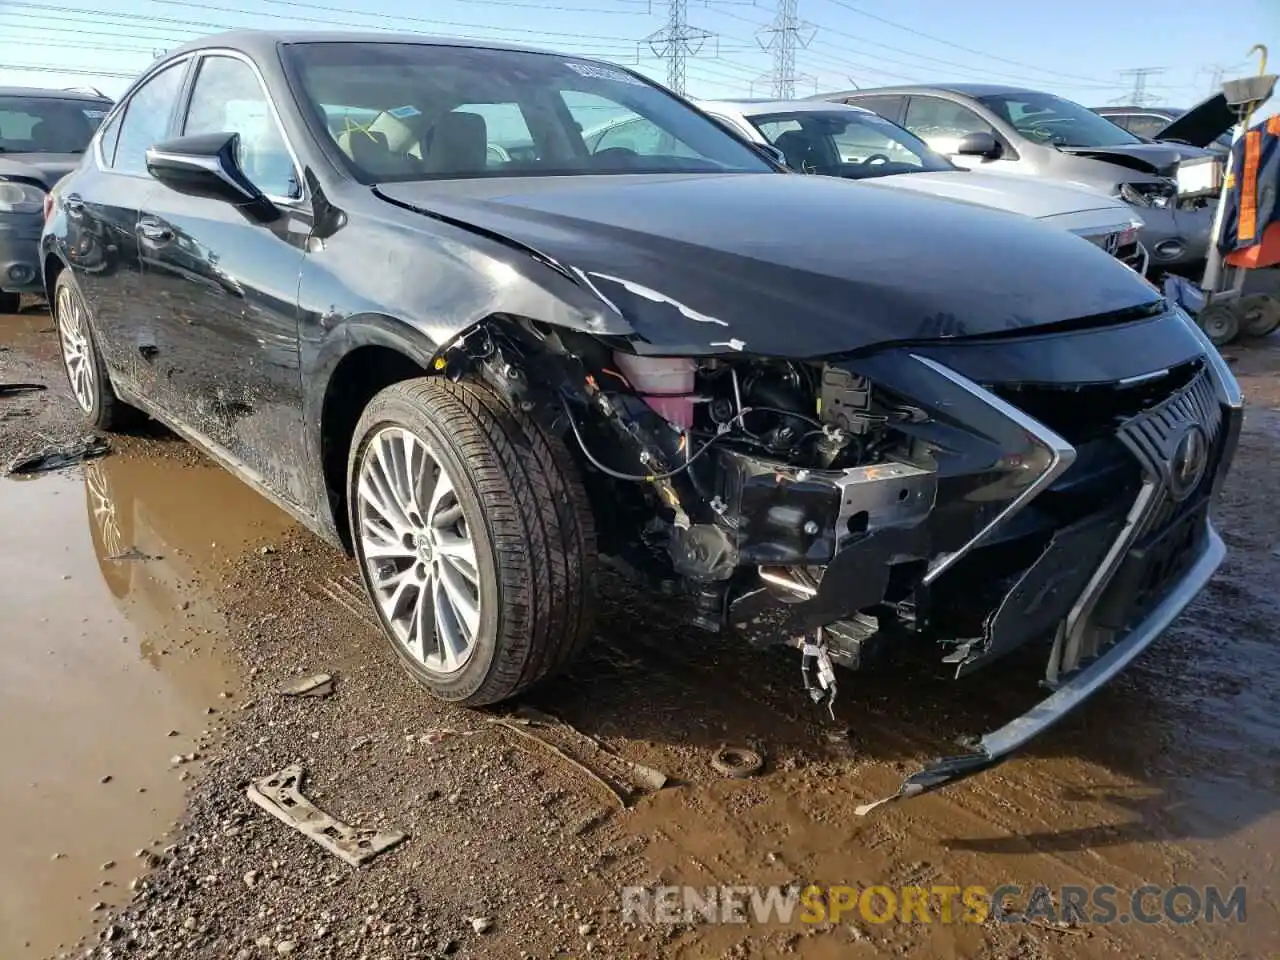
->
{"left": 856, "top": 522, "right": 1225, "bottom": 815}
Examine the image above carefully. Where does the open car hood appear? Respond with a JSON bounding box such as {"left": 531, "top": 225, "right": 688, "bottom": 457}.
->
{"left": 1153, "top": 93, "right": 1238, "bottom": 148}
{"left": 375, "top": 172, "right": 1161, "bottom": 358}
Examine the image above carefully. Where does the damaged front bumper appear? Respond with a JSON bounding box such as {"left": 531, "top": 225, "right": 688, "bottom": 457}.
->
{"left": 856, "top": 520, "right": 1225, "bottom": 814}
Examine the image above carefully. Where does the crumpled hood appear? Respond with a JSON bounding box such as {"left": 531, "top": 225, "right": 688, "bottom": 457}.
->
{"left": 1055, "top": 142, "right": 1213, "bottom": 177}
{"left": 868, "top": 169, "right": 1129, "bottom": 223}
{"left": 0, "top": 153, "right": 82, "bottom": 189}
{"left": 376, "top": 172, "right": 1161, "bottom": 357}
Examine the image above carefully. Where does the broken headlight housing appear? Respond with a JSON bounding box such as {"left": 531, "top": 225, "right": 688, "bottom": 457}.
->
{"left": 1118, "top": 180, "right": 1176, "bottom": 209}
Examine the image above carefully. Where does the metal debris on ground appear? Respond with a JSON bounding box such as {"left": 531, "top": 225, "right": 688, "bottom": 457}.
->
{"left": 488, "top": 716, "right": 627, "bottom": 811}
{"left": 276, "top": 673, "right": 335, "bottom": 698}
{"left": 489, "top": 706, "right": 670, "bottom": 806}
{"left": 0, "top": 382, "right": 47, "bottom": 397}
{"left": 6, "top": 434, "right": 109, "bottom": 476}
{"left": 246, "top": 764, "right": 407, "bottom": 867}
{"left": 711, "top": 745, "right": 765, "bottom": 779}
{"left": 105, "top": 546, "right": 161, "bottom": 562}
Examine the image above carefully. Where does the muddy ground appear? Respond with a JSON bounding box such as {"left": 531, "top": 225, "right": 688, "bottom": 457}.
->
{"left": 1, "top": 297, "right": 1277, "bottom": 960}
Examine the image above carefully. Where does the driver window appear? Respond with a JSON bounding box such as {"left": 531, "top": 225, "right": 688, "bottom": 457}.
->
{"left": 183, "top": 55, "right": 299, "bottom": 198}
{"left": 902, "top": 97, "right": 992, "bottom": 154}
{"left": 564, "top": 91, "right": 698, "bottom": 157}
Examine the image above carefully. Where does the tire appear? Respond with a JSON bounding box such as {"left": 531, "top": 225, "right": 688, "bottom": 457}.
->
{"left": 1196, "top": 303, "right": 1239, "bottom": 348}
{"left": 53, "top": 270, "right": 140, "bottom": 431}
{"left": 1237, "top": 294, "right": 1280, "bottom": 339}
{"left": 347, "top": 376, "right": 597, "bottom": 706}
{"left": 0, "top": 291, "right": 19, "bottom": 314}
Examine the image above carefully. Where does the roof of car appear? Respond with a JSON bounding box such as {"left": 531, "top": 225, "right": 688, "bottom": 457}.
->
{"left": 0, "top": 85, "right": 112, "bottom": 102}
{"left": 166, "top": 29, "right": 571, "bottom": 60}
{"left": 699, "top": 99, "right": 874, "bottom": 116}
{"left": 810, "top": 82, "right": 1036, "bottom": 100}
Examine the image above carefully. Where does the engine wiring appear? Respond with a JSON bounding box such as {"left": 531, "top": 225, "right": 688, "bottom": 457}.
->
{"left": 559, "top": 394, "right": 726, "bottom": 483}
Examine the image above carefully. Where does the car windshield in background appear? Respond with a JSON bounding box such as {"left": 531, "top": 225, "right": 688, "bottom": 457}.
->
{"left": 0, "top": 96, "right": 108, "bottom": 154}
{"left": 979, "top": 92, "right": 1143, "bottom": 148}
{"left": 283, "top": 42, "right": 774, "bottom": 182}
{"left": 748, "top": 110, "right": 954, "bottom": 178}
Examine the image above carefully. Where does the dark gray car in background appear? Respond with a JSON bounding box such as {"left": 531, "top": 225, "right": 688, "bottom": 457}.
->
{"left": 0, "top": 86, "right": 112, "bottom": 312}
{"left": 811, "top": 83, "right": 1232, "bottom": 276}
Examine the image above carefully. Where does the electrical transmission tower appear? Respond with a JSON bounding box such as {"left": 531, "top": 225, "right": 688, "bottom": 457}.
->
{"left": 755, "top": 0, "right": 817, "bottom": 99}
{"left": 1111, "top": 67, "right": 1166, "bottom": 106}
{"left": 645, "top": 0, "right": 713, "bottom": 95}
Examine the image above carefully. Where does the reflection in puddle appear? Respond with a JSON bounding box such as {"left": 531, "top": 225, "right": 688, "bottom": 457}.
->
{"left": 0, "top": 451, "right": 294, "bottom": 958}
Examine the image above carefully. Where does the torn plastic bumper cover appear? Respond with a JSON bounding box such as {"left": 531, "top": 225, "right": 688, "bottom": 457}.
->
{"left": 856, "top": 521, "right": 1226, "bottom": 815}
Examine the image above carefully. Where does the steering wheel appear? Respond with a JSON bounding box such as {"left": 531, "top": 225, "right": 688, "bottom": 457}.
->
{"left": 592, "top": 146, "right": 639, "bottom": 165}
{"left": 860, "top": 153, "right": 891, "bottom": 165}
{"left": 486, "top": 143, "right": 512, "bottom": 164}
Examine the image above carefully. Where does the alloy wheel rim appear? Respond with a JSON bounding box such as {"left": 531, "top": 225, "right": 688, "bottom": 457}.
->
{"left": 356, "top": 426, "right": 482, "bottom": 675}
{"left": 56, "top": 286, "right": 95, "bottom": 413}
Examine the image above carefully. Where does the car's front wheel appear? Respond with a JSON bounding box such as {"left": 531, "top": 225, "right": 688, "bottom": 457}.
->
{"left": 53, "top": 270, "right": 139, "bottom": 430}
{"left": 347, "top": 376, "right": 597, "bottom": 705}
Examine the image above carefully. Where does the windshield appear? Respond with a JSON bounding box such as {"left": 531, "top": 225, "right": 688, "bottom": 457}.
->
{"left": 283, "top": 42, "right": 774, "bottom": 182}
{"left": 747, "top": 109, "right": 955, "bottom": 178}
{"left": 0, "top": 96, "right": 109, "bottom": 154}
{"left": 978, "top": 92, "right": 1143, "bottom": 148}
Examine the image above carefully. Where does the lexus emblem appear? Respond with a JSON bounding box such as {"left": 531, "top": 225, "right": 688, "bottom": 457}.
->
{"left": 1168, "top": 424, "right": 1209, "bottom": 501}
{"left": 1102, "top": 232, "right": 1121, "bottom": 256}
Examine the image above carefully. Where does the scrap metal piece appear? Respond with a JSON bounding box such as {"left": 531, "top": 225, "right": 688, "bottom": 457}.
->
{"left": 276, "top": 673, "right": 335, "bottom": 698}
{"left": 488, "top": 717, "right": 627, "bottom": 810}
{"left": 710, "top": 745, "right": 764, "bottom": 779}
{"left": 246, "top": 765, "right": 406, "bottom": 866}
{"left": 7, "top": 434, "right": 109, "bottom": 476}
{"left": 0, "top": 382, "right": 47, "bottom": 397}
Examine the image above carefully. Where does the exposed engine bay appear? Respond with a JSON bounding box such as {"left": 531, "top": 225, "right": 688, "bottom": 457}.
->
{"left": 439, "top": 305, "right": 1240, "bottom": 807}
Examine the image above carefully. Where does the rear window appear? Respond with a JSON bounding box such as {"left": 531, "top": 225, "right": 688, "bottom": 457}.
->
{"left": 0, "top": 96, "right": 109, "bottom": 154}
{"left": 284, "top": 41, "right": 773, "bottom": 182}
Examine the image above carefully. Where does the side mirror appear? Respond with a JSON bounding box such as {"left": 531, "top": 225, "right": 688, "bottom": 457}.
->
{"left": 145, "top": 132, "right": 278, "bottom": 221}
{"left": 757, "top": 142, "right": 788, "bottom": 167}
{"left": 954, "top": 130, "right": 1002, "bottom": 160}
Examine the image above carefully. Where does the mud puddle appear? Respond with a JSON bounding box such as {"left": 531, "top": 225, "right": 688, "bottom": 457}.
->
{"left": 0, "top": 448, "right": 294, "bottom": 958}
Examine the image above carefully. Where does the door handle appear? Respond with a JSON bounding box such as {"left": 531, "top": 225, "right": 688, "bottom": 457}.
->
{"left": 137, "top": 218, "right": 173, "bottom": 243}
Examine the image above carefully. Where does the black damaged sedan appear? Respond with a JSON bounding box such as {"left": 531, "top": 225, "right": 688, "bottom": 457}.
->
{"left": 41, "top": 32, "right": 1242, "bottom": 806}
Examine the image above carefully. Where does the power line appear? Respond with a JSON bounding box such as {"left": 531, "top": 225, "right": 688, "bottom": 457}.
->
{"left": 1112, "top": 67, "right": 1166, "bottom": 106}
{"left": 715, "top": 4, "right": 1118, "bottom": 91}
{"left": 816, "top": 0, "right": 1112, "bottom": 86}
{"left": 2, "top": 1, "right": 644, "bottom": 43}
{"left": 644, "top": 0, "right": 714, "bottom": 94}
{"left": 755, "top": 0, "right": 815, "bottom": 98}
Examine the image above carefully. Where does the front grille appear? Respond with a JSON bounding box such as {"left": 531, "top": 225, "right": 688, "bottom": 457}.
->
{"left": 1094, "top": 367, "right": 1224, "bottom": 629}
{"left": 1116, "top": 366, "right": 1222, "bottom": 535}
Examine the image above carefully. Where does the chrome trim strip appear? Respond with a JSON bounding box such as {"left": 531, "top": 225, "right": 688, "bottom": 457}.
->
{"left": 983, "top": 523, "right": 1223, "bottom": 756}
{"left": 857, "top": 522, "right": 1225, "bottom": 813}
{"left": 1049, "top": 477, "right": 1159, "bottom": 683}
{"left": 911, "top": 355, "right": 1077, "bottom": 586}
{"left": 92, "top": 55, "right": 195, "bottom": 174}
{"left": 91, "top": 48, "right": 305, "bottom": 208}
{"left": 192, "top": 48, "right": 306, "bottom": 206}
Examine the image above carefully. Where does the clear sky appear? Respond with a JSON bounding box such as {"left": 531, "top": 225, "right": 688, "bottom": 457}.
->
{"left": 0, "top": 0, "right": 1277, "bottom": 120}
